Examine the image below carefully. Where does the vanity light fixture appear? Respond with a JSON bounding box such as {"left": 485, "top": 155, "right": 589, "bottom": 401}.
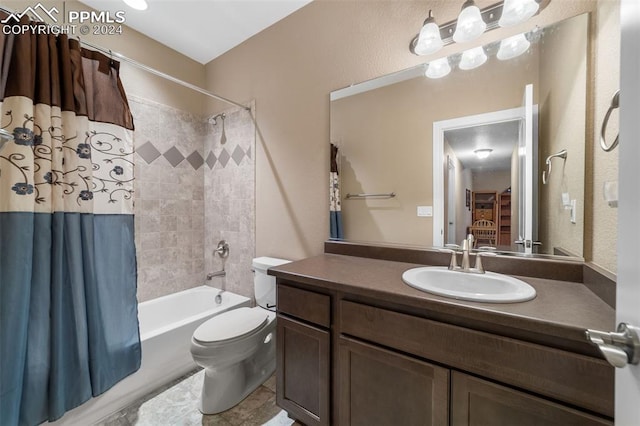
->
{"left": 425, "top": 57, "right": 452, "bottom": 79}
{"left": 497, "top": 33, "right": 531, "bottom": 60}
{"left": 123, "top": 0, "right": 148, "bottom": 11}
{"left": 459, "top": 46, "right": 488, "bottom": 70}
{"left": 414, "top": 10, "right": 444, "bottom": 56}
{"left": 499, "top": 0, "right": 540, "bottom": 27}
{"left": 453, "top": 0, "right": 487, "bottom": 43}
{"left": 474, "top": 148, "right": 493, "bottom": 159}
{"left": 409, "top": 0, "right": 549, "bottom": 56}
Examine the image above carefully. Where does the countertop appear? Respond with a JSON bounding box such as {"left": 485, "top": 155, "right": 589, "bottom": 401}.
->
{"left": 269, "top": 253, "right": 616, "bottom": 357}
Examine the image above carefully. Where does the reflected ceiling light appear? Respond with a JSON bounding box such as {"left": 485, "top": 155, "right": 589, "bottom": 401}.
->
{"left": 499, "top": 0, "right": 540, "bottom": 27}
{"left": 123, "top": 0, "right": 148, "bottom": 10}
{"left": 474, "top": 149, "right": 493, "bottom": 159}
{"left": 459, "top": 46, "right": 487, "bottom": 70}
{"left": 497, "top": 33, "right": 531, "bottom": 60}
{"left": 453, "top": 0, "right": 487, "bottom": 43}
{"left": 414, "top": 10, "right": 444, "bottom": 56}
{"left": 425, "top": 57, "right": 451, "bottom": 79}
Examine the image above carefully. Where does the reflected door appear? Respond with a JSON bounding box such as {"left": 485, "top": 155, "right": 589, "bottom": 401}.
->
{"left": 516, "top": 84, "right": 538, "bottom": 253}
{"left": 447, "top": 157, "right": 457, "bottom": 244}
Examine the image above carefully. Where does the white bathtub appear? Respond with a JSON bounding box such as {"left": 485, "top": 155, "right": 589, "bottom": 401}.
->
{"left": 50, "top": 286, "right": 250, "bottom": 425}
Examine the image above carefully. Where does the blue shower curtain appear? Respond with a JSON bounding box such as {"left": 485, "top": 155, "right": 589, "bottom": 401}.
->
{"left": 0, "top": 16, "right": 140, "bottom": 426}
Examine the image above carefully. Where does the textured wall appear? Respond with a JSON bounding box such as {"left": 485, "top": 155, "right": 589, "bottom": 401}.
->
{"left": 204, "top": 0, "right": 618, "bottom": 271}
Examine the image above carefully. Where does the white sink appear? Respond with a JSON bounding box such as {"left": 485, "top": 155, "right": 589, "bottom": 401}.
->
{"left": 402, "top": 266, "right": 536, "bottom": 303}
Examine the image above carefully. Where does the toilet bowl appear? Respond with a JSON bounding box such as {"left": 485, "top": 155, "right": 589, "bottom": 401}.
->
{"left": 190, "top": 257, "right": 290, "bottom": 414}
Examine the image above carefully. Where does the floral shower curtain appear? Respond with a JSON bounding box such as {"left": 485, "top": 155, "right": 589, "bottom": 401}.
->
{"left": 0, "top": 16, "right": 140, "bottom": 426}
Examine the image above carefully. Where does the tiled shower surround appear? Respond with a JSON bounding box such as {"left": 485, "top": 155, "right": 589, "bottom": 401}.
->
{"left": 130, "top": 96, "right": 255, "bottom": 302}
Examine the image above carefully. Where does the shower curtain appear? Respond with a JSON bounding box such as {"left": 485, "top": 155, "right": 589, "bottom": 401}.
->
{"left": 0, "top": 17, "right": 140, "bottom": 426}
{"left": 330, "top": 143, "right": 344, "bottom": 239}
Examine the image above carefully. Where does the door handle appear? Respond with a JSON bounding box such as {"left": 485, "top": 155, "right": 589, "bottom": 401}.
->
{"left": 586, "top": 323, "right": 640, "bottom": 368}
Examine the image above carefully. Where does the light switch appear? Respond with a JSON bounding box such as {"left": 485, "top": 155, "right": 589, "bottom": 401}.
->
{"left": 570, "top": 200, "right": 577, "bottom": 224}
{"left": 417, "top": 206, "right": 433, "bottom": 217}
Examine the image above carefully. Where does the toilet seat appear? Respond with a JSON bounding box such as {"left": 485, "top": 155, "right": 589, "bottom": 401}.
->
{"left": 193, "top": 307, "right": 268, "bottom": 344}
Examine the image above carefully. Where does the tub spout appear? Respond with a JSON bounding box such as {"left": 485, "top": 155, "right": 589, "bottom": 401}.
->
{"left": 206, "top": 270, "right": 226, "bottom": 280}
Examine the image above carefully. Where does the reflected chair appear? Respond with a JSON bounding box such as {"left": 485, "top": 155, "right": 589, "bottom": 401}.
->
{"left": 470, "top": 220, "right": 497, "bottom": 246}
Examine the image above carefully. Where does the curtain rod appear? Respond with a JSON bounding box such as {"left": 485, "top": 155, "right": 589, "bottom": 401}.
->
{"left": 0, "top": 6, "right": 250, "bottom": 111}
{"left": 80, "top": 39, "right": 251, "bottom": 111}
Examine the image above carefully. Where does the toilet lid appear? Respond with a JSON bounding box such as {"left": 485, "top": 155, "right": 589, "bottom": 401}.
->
{"left": 193, "top": 308, "right": 268, "bottom": 343}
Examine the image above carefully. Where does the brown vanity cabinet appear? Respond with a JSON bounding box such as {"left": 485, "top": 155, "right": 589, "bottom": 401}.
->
{"left": 451, "top": 372, "right": 612, "bottom": 426}
{"left": 275, "top": 280, "right": 613, "bottom": 426}
{"left": 338, "top": 337, "right": 449, "bottom": 425}
{"left": 276, "top": 284, "right": 331, "bottom": 426}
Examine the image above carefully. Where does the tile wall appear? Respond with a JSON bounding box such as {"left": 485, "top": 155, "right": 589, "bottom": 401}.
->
{"left": 204, "top": 103, "right": 256, "bottom": 300}
{"left": 130, "top": 97, "right": 255, "bottom": 302}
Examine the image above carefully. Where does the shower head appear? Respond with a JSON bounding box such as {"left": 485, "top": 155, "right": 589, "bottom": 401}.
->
{"left": 210, "top": 113, "right": 225, "bottom": 125}
{"left": 209, "top": 113, "right": 227, "bottom": 144}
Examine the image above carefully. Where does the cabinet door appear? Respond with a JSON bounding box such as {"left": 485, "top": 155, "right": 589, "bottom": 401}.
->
{"left": 338, "top": 337, "right": 449, "bottom": 426}
{"left": 276, "top": 315, "right": 330, "bottom": 426}
{"left": 451, "top": 372, "right": 612, "bottom": 426}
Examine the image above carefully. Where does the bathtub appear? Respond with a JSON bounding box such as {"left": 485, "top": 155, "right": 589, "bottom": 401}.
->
{"left": 50, "top": 286, "right": 250, "bottom": 425}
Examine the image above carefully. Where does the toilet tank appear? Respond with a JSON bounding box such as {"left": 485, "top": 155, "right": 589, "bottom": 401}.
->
{"left": 252, "top": 257, "right": 291, "bottom": 309}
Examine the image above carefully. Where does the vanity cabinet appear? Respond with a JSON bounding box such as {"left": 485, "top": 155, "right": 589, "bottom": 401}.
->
{"left": 276, "top": 284, "right": 331, "bottom": 426}
{"left": 451, "top": 372, "right": 611, "bottom": 426}
{"left": 338, "top": 336, "right": 449, "bottom": 425}
{"left": 275, "top": 275, "right": 614, "bottom": 426}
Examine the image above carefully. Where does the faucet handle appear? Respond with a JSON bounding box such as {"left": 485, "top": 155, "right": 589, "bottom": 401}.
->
{"left": 444, "top": 243, "right": 461, "bottom": 250}
{"left": 438, "top": 247, "right": 459, "bottom": 270}
{"left": 474, "top": 250, "right": 497, "bottom": 273}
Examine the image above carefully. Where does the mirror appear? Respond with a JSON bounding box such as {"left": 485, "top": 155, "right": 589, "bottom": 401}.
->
{"left": 330, "top": 13, "right": 590, "bottom": 258}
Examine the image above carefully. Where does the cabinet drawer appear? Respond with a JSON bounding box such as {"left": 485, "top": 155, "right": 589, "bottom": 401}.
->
{"left": 278, "top": 284, "right": 331, "bottom": 328}
{"left": 340, "top": 300, "right": 613, "bottom": 417}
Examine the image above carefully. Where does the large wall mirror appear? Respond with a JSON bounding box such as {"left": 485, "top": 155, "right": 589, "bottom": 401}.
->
{"left": 330, "top": 12, "right": 601, "bottom": 258}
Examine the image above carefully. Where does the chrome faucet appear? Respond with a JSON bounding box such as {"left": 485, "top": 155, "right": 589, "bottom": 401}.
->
{"left": 440, "top": 234, "right": 496, "bottom": 274}
{"left": 206, "top": 270, "right": 226, "bottom": 280}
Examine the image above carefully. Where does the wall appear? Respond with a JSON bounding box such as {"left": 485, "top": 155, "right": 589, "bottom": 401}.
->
{"left": 204, "top": 0, "right": 617, "bottom": 271}
{"left": 538, "top": 14, "right": 588, "bottom": 257}
{"left": 472, "top": 170, "right": 512, "bottom": 193}
{"left": 131, "top": 97, "right": 205, "bottom": 302}
{"left": 204, "top": 104, "right": 256, "bottom": 300}
{"left": 586, "top": 0, "right": 619, "bottom": 272}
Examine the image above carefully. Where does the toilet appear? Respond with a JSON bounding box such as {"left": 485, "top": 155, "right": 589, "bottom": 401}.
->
{"left": 190, "top": 256, "right": 291, "bottom": 414}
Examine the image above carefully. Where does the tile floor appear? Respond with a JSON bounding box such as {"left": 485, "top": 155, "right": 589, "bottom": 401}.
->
{"left": 98, "top": 370, "right": 299, "bottom": 426}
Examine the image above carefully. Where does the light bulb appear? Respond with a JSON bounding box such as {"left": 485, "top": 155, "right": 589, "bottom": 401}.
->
{"left": 414, "top": 11, "right": 443, "bottom": 56}
{"left": 123, "top": 0, "right": 148, "bottom": 11}
{"left": 497, "top": 33, "right": 531, "bottom": 60}
{"left": 459, "top": 46, "right": 487, "bottom": 70}
{"left": 425, "top": 57, "right": 451, "bottom": 79}
{"left": 499, "top": 0, "right": 539, "bottom": 27}
{"left": 453, "top": 0, "right": 487, "bottom": 43}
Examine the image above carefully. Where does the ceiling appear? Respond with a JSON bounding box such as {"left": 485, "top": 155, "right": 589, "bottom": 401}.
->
{"left": 445, "top": 120, "right": 521, "bottom": 172}
{"left": 79, "top": 0, "right": 313, "bottom": 64}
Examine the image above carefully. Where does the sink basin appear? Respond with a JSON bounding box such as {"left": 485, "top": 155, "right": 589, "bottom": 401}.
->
{"left": 402, "top": 266, "right": 536, "bottom": 303}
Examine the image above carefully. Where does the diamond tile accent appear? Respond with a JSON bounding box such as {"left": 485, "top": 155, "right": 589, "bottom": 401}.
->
{"left": 163, "top": 147, "right": 185, "bottom": 167}
{"left": 137, "top": 141, "right": 161, "bottom": 164}
{"left": 231, "top": 145, "right": 245, "bottom": 166}
{"left": 186, "top": 151, "right": 204, "bottom": 170}
{"left": 206, "top": 151, "right": 217, "bottom": 169}
{"left": 246, "top": 146, "right": 252, "bottom": 159}
{"left": 217, "top": 148, "right": 230, "bottom": 168}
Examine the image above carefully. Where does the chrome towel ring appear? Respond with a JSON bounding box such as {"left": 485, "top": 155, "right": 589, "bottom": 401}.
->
{"left": 600, "top": 90, "right": 620, "bottom": 152}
